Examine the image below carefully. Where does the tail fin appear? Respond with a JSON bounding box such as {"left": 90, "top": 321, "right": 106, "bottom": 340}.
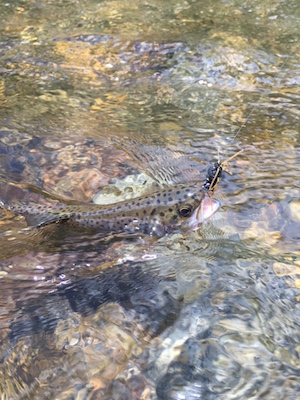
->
{"left": 0, "top": 180, "right": 71, "bottom": 228}
{"left": 0, "top": 179, "right": 85, "bottom": 205}
{"left": 0, "top": 180, "right": 47, "bottom": 209}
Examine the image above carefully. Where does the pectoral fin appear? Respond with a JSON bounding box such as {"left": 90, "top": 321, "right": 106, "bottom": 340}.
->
{"left": 23, "top": 212, "right": 70, "bottom": 228}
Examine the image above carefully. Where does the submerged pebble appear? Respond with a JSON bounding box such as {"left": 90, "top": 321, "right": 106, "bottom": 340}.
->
{"left": 93, "top": 173, "right": 158, "bottom": 204}
{"left": 289, "top": 200, "right": 300, "bottom": 222}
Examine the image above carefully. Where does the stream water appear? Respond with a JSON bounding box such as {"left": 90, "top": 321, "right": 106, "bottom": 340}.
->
{"left": 0, "top": 0, "right": 299, "bottom": 399}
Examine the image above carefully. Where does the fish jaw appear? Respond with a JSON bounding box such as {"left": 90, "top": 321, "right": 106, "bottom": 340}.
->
{"left": 189, "top": 196, "right": 221, "bottom": 230}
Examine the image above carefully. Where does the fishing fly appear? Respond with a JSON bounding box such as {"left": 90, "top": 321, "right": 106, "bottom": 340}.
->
{"left": 202, "top": 150, "right": 243, "bottom": 198}
{"left": 202, "top": 55, "right": 289, "bottom": 199}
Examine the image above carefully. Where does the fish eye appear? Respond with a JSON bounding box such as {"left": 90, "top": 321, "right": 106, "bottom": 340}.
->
{"left": 178, "top": 205, "right": 192, "bottom": 217}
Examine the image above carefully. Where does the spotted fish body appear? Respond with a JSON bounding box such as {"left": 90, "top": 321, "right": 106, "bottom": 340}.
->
{"left": 1, "top": 184, "right": 220, "bottom": 237}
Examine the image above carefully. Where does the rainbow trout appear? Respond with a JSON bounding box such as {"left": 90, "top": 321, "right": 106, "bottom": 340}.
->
{"left": 0, "top": 184, "right": 220, "bottom": 237}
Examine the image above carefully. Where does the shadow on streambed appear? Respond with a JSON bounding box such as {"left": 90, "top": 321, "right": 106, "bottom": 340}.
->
{"left": 8, "top": 259, "right": 182, "bottom": 345}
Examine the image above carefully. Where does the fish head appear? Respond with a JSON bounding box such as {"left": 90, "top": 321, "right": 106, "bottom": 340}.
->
{"left": 149, "top": 185, "right": 221, "bottom": 236}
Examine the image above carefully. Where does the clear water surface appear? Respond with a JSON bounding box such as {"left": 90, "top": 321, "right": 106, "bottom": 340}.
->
{"left": 0, "top": 0, "right": 299, "bottom": 399}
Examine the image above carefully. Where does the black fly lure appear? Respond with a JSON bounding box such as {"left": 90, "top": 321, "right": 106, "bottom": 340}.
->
{"left": 202, "top": 161, "right": 223, "bottom": 194}
{"left": 202, "top": 150, "right": 243, "bottom": 197}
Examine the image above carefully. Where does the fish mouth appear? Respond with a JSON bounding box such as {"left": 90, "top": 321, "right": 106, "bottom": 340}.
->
{"left": 189, "top": 196, "right": 221, "bottom": 230}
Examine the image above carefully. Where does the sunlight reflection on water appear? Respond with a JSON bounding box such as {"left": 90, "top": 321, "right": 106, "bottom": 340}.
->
{"left": 0, "top": 0, "right": 299, "bottom": 398}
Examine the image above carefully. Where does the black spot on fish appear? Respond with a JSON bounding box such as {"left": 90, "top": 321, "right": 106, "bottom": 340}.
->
{"left": 136, "top": 212, "right": 139, "bottom": 217}
{"left": 137, "top": 202, "right": 140, "bottom": 206}
{"left": 168, "top": 208, "right": 173, "bottom": 213}
{"left": 143, "top": 210, "right": 146, "bottom": 214}
{"left": 172, "top": 215, "right": 178, "bottom": 220}
{"left": 146, "top": 201, "right": 150, "bottom": 205}
{"left": 157, "top": 199, "right": 161, "bottom": 204}
{"left": 168, "top": 197, "right": 173, "bottom": 201}
{"left": 160, "top": 212, "right": 165, "bottom": 217}
{"left": 150, "top": 208, "right": 156, "bottom": 217}
{"left": 157, "top": 193, "right": 161, "bottom": 197}
{"left": 132, "top": 201, "right": 135, "bottom": 205}
{"left": 163, "top": 193, "right": 167, "bottom": 197}
{"left": 184, "top": 194, "right": 188, "bottom": 199}
{"left": 176, "top": 190, "right": 181, "bottom": 195}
